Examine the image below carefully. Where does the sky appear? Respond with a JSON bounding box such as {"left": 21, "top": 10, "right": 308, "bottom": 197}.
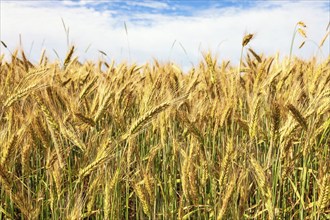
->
{"left": 1, "top": 0, "right": 329, "bottom": 70}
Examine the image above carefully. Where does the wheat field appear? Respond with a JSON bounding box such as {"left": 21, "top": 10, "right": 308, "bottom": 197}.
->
{"left": 0, "top": 35, "right": 329, "bottom": 219}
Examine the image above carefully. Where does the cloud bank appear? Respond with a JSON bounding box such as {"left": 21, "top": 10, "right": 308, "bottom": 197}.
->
{"left": 1, "top": 0, "right": 329, "bottom": 70}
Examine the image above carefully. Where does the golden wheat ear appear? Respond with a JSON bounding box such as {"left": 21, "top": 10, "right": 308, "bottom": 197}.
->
{"left": 286, "top": 103, "right": 307, "bottom": 130}
{"left": 242, "top": 33, "right": 254, "bottom": 47}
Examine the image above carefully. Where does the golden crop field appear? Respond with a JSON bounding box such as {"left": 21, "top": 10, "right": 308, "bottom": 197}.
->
{"left": 0, "top": 32, "right": 329, "bottom": 219}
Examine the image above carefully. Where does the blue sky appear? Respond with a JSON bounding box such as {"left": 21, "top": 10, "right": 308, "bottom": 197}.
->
{"left": 61, "top": 0, "right": 279, "bottom": 15}
{"left": 63, "top": 0, "right": 257, "bottom": 15}
{"left": 63, "top": 1, "right": 243, "bottom": 14}
{"left": 1, "top": 0, "right": 329, "bottom": 70}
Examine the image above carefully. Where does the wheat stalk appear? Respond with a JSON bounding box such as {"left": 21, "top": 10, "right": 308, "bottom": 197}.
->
{"left": 250, "top": 156, "right": 274, "bottom": 219}
{"left": 217, "top": 172, "right": 238, "bottom": 220}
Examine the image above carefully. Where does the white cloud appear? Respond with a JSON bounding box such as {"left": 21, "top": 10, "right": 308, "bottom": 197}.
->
{"left": 62, "top": 0, "right": 108, "bottom": 7}
{"left": 126, "top": 1, "right": 170, "bottom": 10}
{"left": 1, "top": 1, "right": 329, "bottom": 71}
